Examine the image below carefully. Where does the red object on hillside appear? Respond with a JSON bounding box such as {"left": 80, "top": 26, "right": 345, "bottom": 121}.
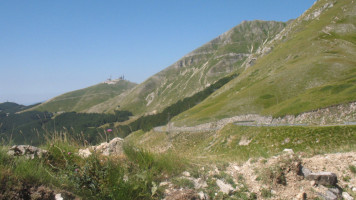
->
{"left": 107, "top": 129, "right": 113, "bottom": 132}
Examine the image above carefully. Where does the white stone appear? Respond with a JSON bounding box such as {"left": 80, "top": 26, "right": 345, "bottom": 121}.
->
{"left": 193, "top": 178, "right": 208, "bottom": 189}
{"left": 342, "top": 192, "right": 354, "bottom": 200}
{"left": 198, "top": 191, "right": 209, "bottom": 200}
{"left": 233, "top": 165, "right": 240, "bottom": 171}
{"left": 78, "top": 148, "right": 92, "bottom": 158}
{"left": 283, "top": 148, "right": 294, "bottom": 154}
{"left": 352, "top": 187, "right": 356, "bottom": 192}
{"left": 7, "top": 145, "right": 48, "bottom": 159}
{"left": 310, "top": 180, "right": 316, "bottom": 186}
{"left": 296, "top": 192, "right": 306, "bottom": 200}
{"left": 55, "top": 193, "right": 63, "bottom": 200}
{"left": 182, "top": 171, "right": 191, "bottom": 177}
{"left": 94, "top": 137, "right": 124, "bottom": 156}
{"left": 160, "top": 181, "right": 170, "bottom": 187}
{"left": 216, "top": 179, "right": 234, "bottom": 194}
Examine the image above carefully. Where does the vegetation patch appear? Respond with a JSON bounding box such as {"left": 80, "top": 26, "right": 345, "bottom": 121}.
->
{"left": 0, "top": 105, "right": 132, "bottom": 145}
{"left": 0, "top": 140, "right": 189, "bottom": 200}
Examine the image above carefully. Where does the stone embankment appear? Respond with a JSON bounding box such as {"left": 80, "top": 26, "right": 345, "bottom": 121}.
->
{"left": 154, "top": 102, "right": 356, "bottom": 133}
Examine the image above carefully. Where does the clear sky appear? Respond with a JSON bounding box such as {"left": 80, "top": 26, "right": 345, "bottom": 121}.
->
{"left": 0, "top": 0, "right": 315, "bottom": 105}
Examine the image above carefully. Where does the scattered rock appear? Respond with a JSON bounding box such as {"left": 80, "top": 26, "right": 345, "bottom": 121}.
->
{"left": 182, "top": 171, "right": 191, "bottom": 177}
{"left": 232, "top": 165, "right": 240, "bottom": 171}
{"left": 160, "top": 181, "right": 171, "bottom": 187}
{"left": 321, "top": 190, "right": 338, "bottom": 200}
{"left": 197, "top": 191, "right": 209, "bottom": 200}
{"left": 315, "top": 185, "right": 340, "bottom": 200}
{"left": 310, "top": 180, "right": 316, "bottom": 186}
{"left": 238, "top": 137, "right": 252, "bottom": 146}
{"left": 352, "top": 187, "right": 356, "bottom": 192}
{"left": 282, "top": 138, "right": 290, "bottom": 145}
{"left": 328, "top": 187, "right": 341, "bottom": 195}
{"left": 305, "top": 172, "right": 338, "bottom": 186}
{"left": 301, "top": 166, "right": 312, "bottom": 177}
{"left": 192, "top": 178, "right": 208, "bottom": 189}
{"left": 7, "top": 145, "right": 48, "bottom": 159}
{"left": 55, "top": 193, "right": 63, "bottom": 200}
{"left": 216, "top": 179, "right": 234, "bottom": 194}
{"left": 296, "top": 192, "right": 307, "bottom": 200}
{"left": 342, "top": 192, "right": 354, "bottom": 200}
{"left": 163, "top": 189, "right": 199, "bottom": 200}
{"left": 283, "top": 148, "right": 294, "bottom": 154}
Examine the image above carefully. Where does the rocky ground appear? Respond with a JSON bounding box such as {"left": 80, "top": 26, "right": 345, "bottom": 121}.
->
{"left": 5, "top": 138, "right": 356, "bottom": 200}
{"left": 158, "top": 150, "right": 356, "bottom": 200}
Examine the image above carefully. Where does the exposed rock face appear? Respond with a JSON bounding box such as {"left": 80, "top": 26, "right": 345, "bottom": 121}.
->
{"left": 7, "top": 145, "right": 48, "bottom": 159}
{"left": 78, "top": 137, "right": 124, "bottom": 158}
{"left": 306, "top": 172, "right": 338, "bottom": 186}
{"left": 93, "top": 137, "right": 124, "bottom": 156}
{"left": 78, "top": 148, "right": 91, "bottom": 158}
{"left": 89, "top": 20, "right": 286, "bottom": 116}
{"left": 304, "top": 1, "right": 334, "bottom": 21}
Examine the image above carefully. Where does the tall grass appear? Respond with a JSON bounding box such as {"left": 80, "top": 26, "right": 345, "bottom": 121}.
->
{"left": 0, "top": 132, "right": 190, "bottom": 199}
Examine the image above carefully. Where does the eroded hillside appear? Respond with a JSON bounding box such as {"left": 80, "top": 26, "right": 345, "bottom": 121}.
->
{"left": 87, "top": 21, "right": 287, "bottom": 115}
{"left": 172, "top": 0, "right": 356, "bottom": 126}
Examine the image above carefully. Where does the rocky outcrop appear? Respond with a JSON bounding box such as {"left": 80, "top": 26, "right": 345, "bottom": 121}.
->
{"left": 78, "top": 137, "right": 124, "bottom": 158}
{"left": 306, "top": 172, "right": 338, "bottom": 186}
{"left": 7, "top": 145, "right": 48, "bottom": 159}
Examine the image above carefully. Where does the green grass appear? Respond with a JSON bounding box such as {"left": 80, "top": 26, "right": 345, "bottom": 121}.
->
{"left": 2, "top": 124, "right": 355, "bottom": 199}
{"left": 171, "top": 178, "right": 195, "bottom": 189}
{"left": 126, "top": 124, "right": 356, "bottom": 163}
{"left": 206, "top": 125, "right": 356, "bottom": 161}
{"left": 0, "top": 137, "right": 191, "bottom": 199}
{"left": 28, "top": 80, "right": 137, "bottom": 113}
{"left": 171, "top": 0, "right": 356, "bottom": 126}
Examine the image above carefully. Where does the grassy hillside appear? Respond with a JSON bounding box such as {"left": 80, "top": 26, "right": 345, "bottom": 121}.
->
{"left": 89, "top": 20, "right": 287, "bottom": 115}
{"left": 28, "top": 79, "right": 136, "bottom": 113}
{"left": 126, "top": 124, "right": 356, "bottom": 163}
{"left": 0, "top": 102, "right": 39, "bottom": 114}
{"left": 172, "top": 0, "right": 356, "bottom": 126}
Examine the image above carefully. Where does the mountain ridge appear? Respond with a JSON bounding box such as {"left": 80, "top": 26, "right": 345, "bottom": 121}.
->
{"left": 171, "top": 0, "right": 356, "bottom": 126}
{"left": 88, "top": 20, "right": 287, "bottom": 115}
{"left": 27, "top": 79, "right": 137, "bottom": 113}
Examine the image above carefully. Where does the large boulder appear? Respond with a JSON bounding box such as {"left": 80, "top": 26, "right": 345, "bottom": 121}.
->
{"left": 306, "top": 172, "right": 338, "bottom": 186}
{"left": 7, "top": 145, "right": 48, "bottom": 159}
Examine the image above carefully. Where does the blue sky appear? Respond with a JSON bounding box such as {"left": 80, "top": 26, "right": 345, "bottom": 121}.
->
{"left": 0, "top": 0, "right": 315, "bottom": 105}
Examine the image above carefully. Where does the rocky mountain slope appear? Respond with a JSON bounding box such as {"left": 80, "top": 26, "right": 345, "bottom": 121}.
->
{"left": 87, "top": 20, "right": 287, "bottom": 115}
{"left": 27, "top": 79, "right": 137, "bottom": 113}
{"left": 172, "top": 0, "right": 356, "bottom": 126}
